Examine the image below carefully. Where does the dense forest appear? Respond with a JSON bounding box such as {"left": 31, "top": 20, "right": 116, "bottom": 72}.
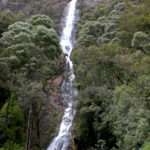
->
{"left": 0, "top": 0, "right": 66, "bottom": 149}
{"left": 0, "top": 13, "right": 65, "bottom": 149}
{"left": 0, "top": 0, "right": 150, "bottom": 150}
{"left": 73, "top": 0, "right": 150, "bottom": 150}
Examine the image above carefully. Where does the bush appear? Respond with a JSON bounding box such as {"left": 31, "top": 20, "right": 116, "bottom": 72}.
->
{"left": 0, "top": 93, "right": 25, "bottom": 147}
{"left": 142, "top": 142, "right": 150, "bottom": 150}
{"left": 143, "top": 43, "right": 150, "bottom": 53}
{"left": 131, "top": 31, "right": 149, "bottom": 51}
{"left": 28, "top": 15, "right": 54, "bottom": 28}
{"left": 0, "top": 141, "right": 23, "bottom": 150}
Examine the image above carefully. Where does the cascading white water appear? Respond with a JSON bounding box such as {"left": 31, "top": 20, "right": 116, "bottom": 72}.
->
{"left": 47, "top": 0, "right": 78, "bottom": 150}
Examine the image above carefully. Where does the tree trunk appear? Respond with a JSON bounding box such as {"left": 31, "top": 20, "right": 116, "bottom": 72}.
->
{"left": 26, "top": 106, "right": 32, "bottom": 150}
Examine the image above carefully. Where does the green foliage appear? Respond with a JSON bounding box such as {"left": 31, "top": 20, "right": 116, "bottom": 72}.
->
{"left": 119, "top": 0, "right": 150, "bottom": 47}
{"left": 131, "top": 31, "right": 150, "bottom": 52}
{"left": 0, "top": 14, "right": 63, "bottom": 149}
{"left": 75, "top": 86, "right": 115, "bottom": 150}
{"left": 0, "top": 141, "right": 23, "bottom": 150}
{"left": 29, "top": 15, "right": 54, "bottom": 28}
{"left": 119, "top": 0, "right": 150, "bottom": 33}
{"left": 0, "top": 15, "right": 61, "bottom": 79}
{"left": 73, "top": 0, "right": 150, "bottom": 150}
{"left": 74, "top": 43, "right": 134, "bottom": 89}
{"left": 78, "top": 21, "right": 105, "bottom": 46}
{"left": 0, "top": 93, "right": 25, "bottom": 149}
{"left": 112, "top": 77, "right": 150, "bottom": 149}
{"left": 142, "top": 142, "right": 150, "bottom": 150}
{"left": 116, "top": 31, "right": 132, "bottom": 47}
{"left": 0, "top": 10, "right": 24, "bottom": 37}
{"left": 33, "top": 25, "right": 60, "bottom": 59}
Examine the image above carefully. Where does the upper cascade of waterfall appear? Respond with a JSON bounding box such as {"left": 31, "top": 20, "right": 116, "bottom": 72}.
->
{"left": 60, "top": 0, "right": 77, "bottom": 57}
{"left": 47, "top": 0, "right": 78, "bottom": 150}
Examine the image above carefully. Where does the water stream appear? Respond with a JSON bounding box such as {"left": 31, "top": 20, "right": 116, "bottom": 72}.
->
{"left": 47, "top": 0, "right": 78, "bottom": 149}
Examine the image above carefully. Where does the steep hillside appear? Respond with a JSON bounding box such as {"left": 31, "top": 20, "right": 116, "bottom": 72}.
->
{"left": 73, "top": 0, "right": 150, "bottom": 149}
{"left": 0, "top": 0, "right": 70, "bottom": 31}
{"left": 0, "top": 14, "right": 65, "bottom": 150}
{"left": 0, "top": 0, "right": 149, "bottom": 150}
{"left": 0, "top": 1, "right": 70, "bottom": 149}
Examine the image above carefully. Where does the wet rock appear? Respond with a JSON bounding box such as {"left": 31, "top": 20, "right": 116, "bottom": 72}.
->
{"left": 48, "top": 75, "right": 65, "bottom": 109}
{"left": 48, "top": 75, "right": 64, "bottom": 87}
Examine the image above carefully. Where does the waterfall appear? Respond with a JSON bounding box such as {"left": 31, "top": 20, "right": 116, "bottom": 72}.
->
{"left": 47, "top": 0, "right": 78, "bottom": 149}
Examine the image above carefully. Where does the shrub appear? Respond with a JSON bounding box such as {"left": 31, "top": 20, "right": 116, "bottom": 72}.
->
{"left": 131, "top": 31, "right": 149, "bottom": 51}
{"left": 142, "top": 142, "right": 150, "bottom": 150}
